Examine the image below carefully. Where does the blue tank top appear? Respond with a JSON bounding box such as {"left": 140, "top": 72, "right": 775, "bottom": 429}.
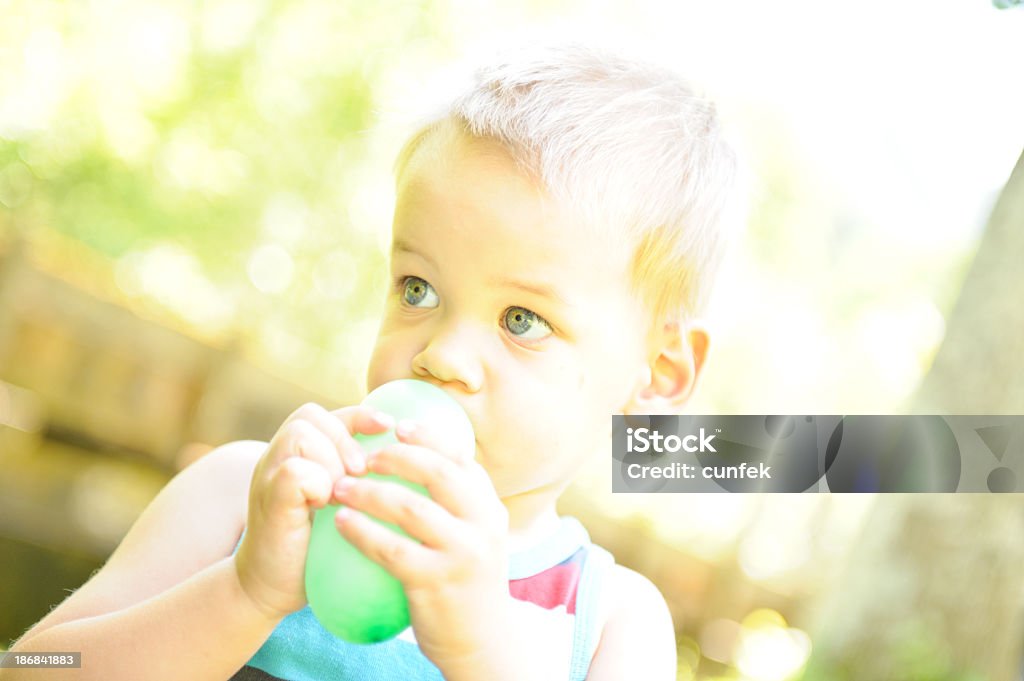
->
{"left": 229, "top": 516, "right": 614, "bottom": 681}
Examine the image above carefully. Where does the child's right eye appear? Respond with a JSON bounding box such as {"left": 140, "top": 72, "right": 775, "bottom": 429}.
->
{"left": 399, "top": 276, "right": 439, "bottom": 308}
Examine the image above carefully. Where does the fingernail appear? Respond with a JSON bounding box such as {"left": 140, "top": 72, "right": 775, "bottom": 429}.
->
{"left": 374, "top": 412, "right": 395, "bottom": 428}
{"left": 335, "top": 477, "right": 356, "bottom": 495}
{"left": 367, "top": 454, "right": 388, "bottom": 474}
{"left": 396, "top": 420, "right": 416, "bottom": 438}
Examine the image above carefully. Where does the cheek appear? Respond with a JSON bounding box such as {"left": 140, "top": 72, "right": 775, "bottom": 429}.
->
{"left": 497, "top": 364, "right": 575, "bottom": 443}
{"left": 537, "top": 366, "right": 595, "bottom": 449}
{"left": 365, "top": 324, "right": 413, "bottom": 390}
{"left": 578, "top": 359, "right": 637, "bottom": 439}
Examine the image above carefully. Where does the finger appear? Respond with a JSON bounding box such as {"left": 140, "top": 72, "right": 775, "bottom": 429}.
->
{"left": 367, "top": 443, "right": 494, "bottom": 521}
{"left": 333, "top": 476, "right": 464, "bottom": 549}
{"left": 289, "top": 403, "right": 391, "bottom": 475}
{"left": 330, "top": 404, "right": 397, "bottom": 438}
{"left": 274, "top": 418, "right": 346, "bottom": 482}
{"left": 264, "top": 404, "right": 342, "bottom": 472}
{"left": 334, "top": 505, "right": 439, "bottom": 584}
{"left": 268, "top": 455, "right": 333, "bottom": 512}
{"left": 329, "top": 405, "right": 397, "bottom": 474}
{"left": 395, "top": 418, "right": 476, "bottom": 464}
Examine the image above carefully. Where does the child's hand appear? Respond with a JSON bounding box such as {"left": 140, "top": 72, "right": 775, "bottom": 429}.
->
{"left": 234, "top": 402, "right": 395, "bottom": 619}
{"left": 331, "top": 419, "right": 511, "bottom": 670}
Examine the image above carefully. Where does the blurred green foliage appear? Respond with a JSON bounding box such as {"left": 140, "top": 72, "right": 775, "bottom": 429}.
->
{"left": 0, "top": 0, "right": 494, "bottom": 395}
{"left": 802, "top": 630, "right": 991, "bottom": 681}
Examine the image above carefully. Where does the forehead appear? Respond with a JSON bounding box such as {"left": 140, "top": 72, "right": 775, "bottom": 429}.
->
{"left": 397, "top": 128, "right": 548, "bottom": 236}
{"left": 393, "top": 127, "right": 628, "bottom": 279}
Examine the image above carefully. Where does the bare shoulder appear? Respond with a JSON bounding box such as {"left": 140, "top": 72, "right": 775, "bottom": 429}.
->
{"left": 14, "top": 439, "right": 268, "bottom": 647}
{"left": 587, "top": 564, "right": 677, "bottom": 681}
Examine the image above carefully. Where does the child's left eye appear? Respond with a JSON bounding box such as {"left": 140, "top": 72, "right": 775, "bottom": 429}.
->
{"left": 503, "top": 307, "right": 552, "bottom": 341}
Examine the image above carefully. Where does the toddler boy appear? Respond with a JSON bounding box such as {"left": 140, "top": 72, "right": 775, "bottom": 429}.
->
{"left": 7, "top": 43, "right": 739, "bottom": 681}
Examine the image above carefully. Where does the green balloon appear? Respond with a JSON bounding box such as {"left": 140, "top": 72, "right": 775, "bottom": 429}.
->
{"left": 304, "top": 379, "right": 475, "bottom": 643}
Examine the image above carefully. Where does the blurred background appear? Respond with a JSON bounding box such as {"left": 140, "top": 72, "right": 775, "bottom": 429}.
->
{"left": 2, "top": 1, "right": 1023, "bottom": 679}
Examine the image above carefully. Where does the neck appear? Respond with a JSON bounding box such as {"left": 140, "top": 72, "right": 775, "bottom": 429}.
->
{"left": 500, "top": 480, "right": 569, "bottom": 554}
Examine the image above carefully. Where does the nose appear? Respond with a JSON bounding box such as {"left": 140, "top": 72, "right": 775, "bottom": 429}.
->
{"left": 411, "top": 318, "right": 485, "bottom": 393}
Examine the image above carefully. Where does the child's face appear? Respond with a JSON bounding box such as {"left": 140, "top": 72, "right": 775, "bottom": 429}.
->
{"left": 367, "top": 128, "right": 654, "bottom": 498}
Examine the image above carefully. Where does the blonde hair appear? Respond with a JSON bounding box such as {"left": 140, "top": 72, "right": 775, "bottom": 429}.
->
{"left": 393, "top": 42, "right": 741, "bottom": 325}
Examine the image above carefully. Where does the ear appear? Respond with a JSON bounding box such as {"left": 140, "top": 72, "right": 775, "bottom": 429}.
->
{"left": 624, "top": 320, "right": 710, "bottom": 415}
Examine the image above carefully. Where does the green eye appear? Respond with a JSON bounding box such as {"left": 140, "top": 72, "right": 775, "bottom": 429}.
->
{"left": 504, "top": 307, "right": 552, "bottom": 341}
{"left": 402, "top": 276, "right": 439, "bottom": 308}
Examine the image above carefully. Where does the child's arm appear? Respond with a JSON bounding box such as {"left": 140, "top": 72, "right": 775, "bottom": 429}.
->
{"left": 5, "top": 556, "right": 282, "bottom": 680}
{"left": 585, "top": 565, "right": 677, "bottom": 680}
{"left": 3, "top": 402, "right": 393, "bottom": 681}
{"left": 1, "top": 440, "right": 275, "bottom": 681}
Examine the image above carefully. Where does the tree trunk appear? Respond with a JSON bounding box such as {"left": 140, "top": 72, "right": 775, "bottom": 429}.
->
{"left": 802, "top": 150, "right": 1024, "bottom": 681}
{"left": 802, "top": 495, "right": 1024, "bottom": 681}
{"left": 913, "top": 150, "right": 1024, "bottom": 414}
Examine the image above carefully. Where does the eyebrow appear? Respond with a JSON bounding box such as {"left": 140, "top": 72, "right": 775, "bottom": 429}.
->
{"left": 491, "top": 277, "right": 570, "bottom": 306}
{"left": 392, "top": 238, "right": 570, "bottom": 306}
{"left": 392, "top": 239, "right": 435, "bottom": 268}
